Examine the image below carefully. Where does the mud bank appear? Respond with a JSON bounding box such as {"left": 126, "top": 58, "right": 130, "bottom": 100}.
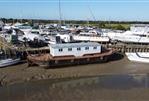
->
{"left": 1, "top": 75, "right": 149, "bottom": 101}
{"left": 0, "top": 57, "right": 149, "bottom": 86}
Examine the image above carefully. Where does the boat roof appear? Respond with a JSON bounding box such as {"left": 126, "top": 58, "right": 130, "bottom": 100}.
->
{"left": 131, "top": 24, "right": 149, "bottom": 27}
{"left": 50, "top": 42, "right": 100, "bottom": 48}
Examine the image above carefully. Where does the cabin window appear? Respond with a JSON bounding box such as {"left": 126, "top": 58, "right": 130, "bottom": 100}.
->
{"left": 85, "top": 47, "right": 89, "bottom": 50}
{"left": 59, "top": 48, "right": 63, "bottom": 52}
{"left": 93, "top": 47, "right": 97, "bottom": 49}
{"left": 77, "top": 47, "right": 81, "bottom": 51}
{"left": 68, "top": 48, "right": 72, "bottom": 51}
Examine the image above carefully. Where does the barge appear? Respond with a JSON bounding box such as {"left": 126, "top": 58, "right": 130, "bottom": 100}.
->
{"left": 27, "top": 42, "right": 115, "bottom": 68}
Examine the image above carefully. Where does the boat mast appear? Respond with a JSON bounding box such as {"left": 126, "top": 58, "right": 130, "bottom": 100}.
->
{"left": 59, "top": 0, "right": 62, "bottom": 28}
{"left": 87, "top": 5, "right": 97, "bottom": 28}
{"left": 88, "top": 5, "right": 96, "bottom": 21}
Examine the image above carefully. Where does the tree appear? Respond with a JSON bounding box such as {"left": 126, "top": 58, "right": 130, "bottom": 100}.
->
{"left": 98, "top": 22, "right": 105, "bottom": 28}
{"left": 115, "top": 24, "right": 126, "bottom": 30}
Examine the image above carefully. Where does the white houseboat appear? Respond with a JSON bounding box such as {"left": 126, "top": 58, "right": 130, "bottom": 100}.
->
{"left": 49, "top": 42, "right": 101, "bottom": 57}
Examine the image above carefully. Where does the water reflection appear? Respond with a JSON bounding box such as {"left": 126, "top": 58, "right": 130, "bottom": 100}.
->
{"left": 1, "top": 74, "right": 149, "bottom": 100}
{"left": 51, "top": 74, "right": 149, "bottom": 89}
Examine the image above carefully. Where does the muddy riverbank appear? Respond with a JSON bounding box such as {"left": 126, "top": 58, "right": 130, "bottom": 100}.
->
{"left": 1, "top": 53, "right": 149, "bottom": 101}
{"left": 0, "top": 54, "right": 149, "bottom": 86}
{"left": 0, "top": 53, "right": 149, "bottom": 86}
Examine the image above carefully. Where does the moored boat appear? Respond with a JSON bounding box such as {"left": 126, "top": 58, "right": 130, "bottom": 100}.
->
{"left": 125, "top": 52, "right": 149, "bottom": 63}
{"left": 27, "top": 42, "right": 115, "bottom": 68}
{"left": 0, "top": 58, "right": 20, "bottom": 68}
{"left": 73, "top": 29, "right": 110, "bottom": 43}
{"left": 106, "top": 24, "right": 149, "bottom": 44}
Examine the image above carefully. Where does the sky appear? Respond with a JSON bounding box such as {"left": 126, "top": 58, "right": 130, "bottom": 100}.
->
{"left": 0, "top": 0, "right": 149, "bottom": 21}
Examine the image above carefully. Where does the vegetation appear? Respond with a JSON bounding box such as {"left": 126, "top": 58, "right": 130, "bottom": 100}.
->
{"left": 103, "top": 24, "right": 130, "bottom": 30}
{"left": 1, "top": 18, "right": 149, "bottom": 30}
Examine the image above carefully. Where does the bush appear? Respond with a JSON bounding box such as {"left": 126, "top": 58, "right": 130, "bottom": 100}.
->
{"left": 115, "top": 24, "right": 126, "bottom": 30}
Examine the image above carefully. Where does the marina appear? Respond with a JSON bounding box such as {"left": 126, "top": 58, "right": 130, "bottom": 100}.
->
{"left": 1, "top": 20, "right": 149, "bottom": 67}
{"left": 0, "top": 20, "right": 149, "bottom": 101}
{"left": 1, "top": 0, "right": 149, "bottom": 100}
{"left": 1, "top": 19, "right": 149, "bottom": 101}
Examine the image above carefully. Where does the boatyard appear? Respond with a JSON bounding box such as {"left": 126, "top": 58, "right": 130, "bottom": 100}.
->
{"left": 0, "top": 19, "right": 149, "bottom": 85}
{"left": 1, "top": 18, "right": 149, "bottom": 101}
{"left": 1, "top": 0, "right": 149, "bottom": 100}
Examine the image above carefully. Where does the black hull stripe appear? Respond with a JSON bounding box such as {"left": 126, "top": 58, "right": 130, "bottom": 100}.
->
{"left": 136, "top": 52, "right": 149, "bottom": 59}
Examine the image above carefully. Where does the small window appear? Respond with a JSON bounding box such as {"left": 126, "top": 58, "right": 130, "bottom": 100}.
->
{"left": 68, "top": 48, "right": 72, "bottom": 51}
{"left": 77, "top": 47, "right": 81, "bottom": 51}
{"left": 85, "top": 47, "right": 89, "bottom": 50}
{"left": 59, "top": 48, "right": 63, "bottom": 52}
{"left": 93, "top": 47, "right": 97, "bottom": 49}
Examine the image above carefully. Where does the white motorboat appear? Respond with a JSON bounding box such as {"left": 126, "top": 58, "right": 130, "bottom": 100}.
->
{"left": 0, "top": 58, "right": 20, "bottom": 67}
{"left": 107, "top": 31, "right": 149, "bottom": 43}
{"left": 73, "top": 29, "right": 110, "bottom": 42}
{"left": 125, "top": 52, "right": 149, "bottom": 63}
{"left": 107, "top": 24, "right": 149, "bottom": 43}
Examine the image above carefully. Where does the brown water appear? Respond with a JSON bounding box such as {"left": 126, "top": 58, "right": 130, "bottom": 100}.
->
{"left": 1, "top": 74, "right": 149, "bottom": 101}
{"left": 1, "top": 54, "right": 149, "bottom": 101}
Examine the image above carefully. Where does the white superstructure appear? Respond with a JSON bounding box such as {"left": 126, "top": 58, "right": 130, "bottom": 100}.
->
{"left": 130, "top": 24, "right": 149, "bottom": 34}
{"left": 107, "top": 31, "right": 149, "bottom": 43}
{"left": 49, "top": 42, "right": 101, "bottom": 57}
{"left": 56, "top": 34, "right": 73, "bottom": 43}
{"left": 73, "top": 29, "right": 110, "bottom": 42}
{"left": 107, "top": 24, "right": 149, "bottom": 43}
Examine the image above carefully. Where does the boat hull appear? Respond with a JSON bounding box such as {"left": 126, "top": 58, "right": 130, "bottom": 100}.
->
{"left": 126, "top": 52, "right": 149, "bottom": 63}
{"left": 27, "top": 50, "right": 114, "bottom": 68}
{"left": 0, "top": 58, "right": 20, "bottom": 68}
